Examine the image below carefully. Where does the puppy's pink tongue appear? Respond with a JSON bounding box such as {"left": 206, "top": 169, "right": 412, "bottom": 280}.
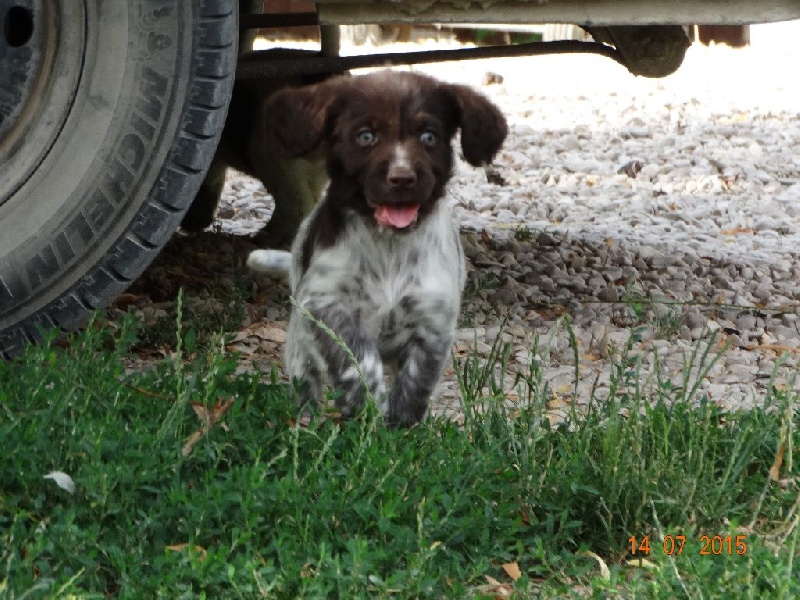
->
{"left": 375, "top": 204, "right": 420, "bottom": 229}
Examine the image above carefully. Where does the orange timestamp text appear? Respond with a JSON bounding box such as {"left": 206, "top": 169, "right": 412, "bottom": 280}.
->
{"left": 628, "top": 535, "right": 748, "bottom": 556}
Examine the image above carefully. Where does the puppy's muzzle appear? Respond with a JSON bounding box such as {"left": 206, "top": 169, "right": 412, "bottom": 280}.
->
{"left": 387, "top": 164, "right": 418, "bottom": 190}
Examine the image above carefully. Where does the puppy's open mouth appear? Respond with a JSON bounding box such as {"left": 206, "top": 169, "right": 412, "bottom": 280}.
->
{"left": 374, "top": 204, "right": 420, "bottom": 229}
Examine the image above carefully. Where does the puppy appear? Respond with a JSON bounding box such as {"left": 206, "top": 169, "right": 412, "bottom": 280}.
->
{"left": 182, "top": 51, "right": 334, "bottom": 248}
{"left": 248, "top": 70, "right": 507, "bottom": 426}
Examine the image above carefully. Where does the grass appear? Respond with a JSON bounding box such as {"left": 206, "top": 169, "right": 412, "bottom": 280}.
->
{"left": 622, "top": 292, "right": 686, "bottom": 340}
{"left": 1, "top": 311, "right": 799, "bottom": 598}
{"left": 135, "top": 274, "right": 249, "bottom": 351}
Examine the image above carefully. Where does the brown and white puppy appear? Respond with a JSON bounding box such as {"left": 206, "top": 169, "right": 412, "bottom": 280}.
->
{"left": 181, "top": 50, "right": 333, "bottom": 248}
{"left": 248, "top": 70, "right": 507, "bottom": 426}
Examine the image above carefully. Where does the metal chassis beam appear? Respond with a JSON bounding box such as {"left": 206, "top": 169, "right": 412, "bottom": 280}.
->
{"left": 235, "top": 39, "right": 627, "bottom": 79}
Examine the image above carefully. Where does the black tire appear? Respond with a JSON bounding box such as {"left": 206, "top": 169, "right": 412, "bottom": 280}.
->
{"left": 0, "top": 0, "right": 238, "bottom": 358}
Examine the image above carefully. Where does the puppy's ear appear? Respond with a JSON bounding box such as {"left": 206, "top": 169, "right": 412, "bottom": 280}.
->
{"left": 260, "top": 78, "right": 343, "bottom": 158}
{"left": 446, "top": 84, "right": 508, "bottom": 167}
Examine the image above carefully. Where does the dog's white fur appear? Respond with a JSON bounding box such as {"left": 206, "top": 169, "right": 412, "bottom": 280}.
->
{"left": 248, "top": 199, "right": 465, "bottom": 425}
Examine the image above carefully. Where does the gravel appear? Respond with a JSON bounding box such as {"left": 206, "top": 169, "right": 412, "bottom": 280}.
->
{"left": 207, "top": 31, "right": 800, "bottom": 421}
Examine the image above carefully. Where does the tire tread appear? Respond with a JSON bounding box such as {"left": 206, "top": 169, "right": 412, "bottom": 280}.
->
{"left": 1, "top": 0, "right": 238, "bottom": 358}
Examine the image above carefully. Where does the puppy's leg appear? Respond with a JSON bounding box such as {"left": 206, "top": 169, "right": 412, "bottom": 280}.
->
{"left": 182, "top": 154, "right": 227, "bottom": 232}
{"left": 285, "top": 315, "right": 325, "bottom": 409}
{"left": 384, "top": 333, "right": 453, "bottom": 427}
{"left": 251, "top": 149, "right": 328, "bottom": 248}
{"left": 306, "top": 304, "right": 386, "bottom": 417}
{"left": 291, "top": 367, "right": 324, "bottom": 410}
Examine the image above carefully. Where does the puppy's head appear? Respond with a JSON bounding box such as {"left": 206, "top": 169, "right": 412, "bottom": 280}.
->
{"left": 262, "top": 70, "right": 508, "bottom": 230}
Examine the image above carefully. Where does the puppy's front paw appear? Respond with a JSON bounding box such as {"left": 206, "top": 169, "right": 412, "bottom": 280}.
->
{"left": 383, "top": 387, "right": 429, "bottom": 428}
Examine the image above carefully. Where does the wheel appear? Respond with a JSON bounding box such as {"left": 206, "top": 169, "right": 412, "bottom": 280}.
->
{"left": 0, "top": 0, "right": 238, "bottom": 358}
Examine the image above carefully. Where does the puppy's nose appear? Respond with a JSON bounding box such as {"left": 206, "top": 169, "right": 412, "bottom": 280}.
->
{"left": 387, "top": 165, "right": 417, "bottom": 189}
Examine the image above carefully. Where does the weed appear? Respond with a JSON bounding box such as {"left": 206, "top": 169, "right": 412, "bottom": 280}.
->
{"left": 622, "top": 292, "right": 685, "bottom": 340}
{"left": 513, "top": 224, "right": 534, "bottom": 242}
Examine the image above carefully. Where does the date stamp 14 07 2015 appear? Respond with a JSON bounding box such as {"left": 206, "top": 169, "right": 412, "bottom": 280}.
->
{"left": 629, "top": 535, "right": 748, "bottom": 557}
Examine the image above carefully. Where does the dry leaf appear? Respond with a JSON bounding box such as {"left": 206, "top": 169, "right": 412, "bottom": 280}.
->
{"left": 183, "top": 398, "right": 235, "bottom": 456}
{"left": 43, "top": 471, "right": 75, "bottom": 495}
{"left": 182, "top": 430, "right": 206, "bottom": 457}
{"left": 481, "top": 575, "right": 512, "bottom": 598}
{"left": 112, "top": 293, "right": 144, "bottom": 309}
{"left": 250, "top": 326, "right": 287, "bottom": 343}
{"left": 580, "top": 550, "right": 610, "bottom": 580}
{"left": 230, "top": 330, "right": 251, "bottom": 343}
{"left": 191, "top": 397, "right": 235, "bottom": 428}
{"left": 769, "top": 441, "right": 787, "bottom": 481}
{"left": 166, "top": 543, "right": 208, "bottom": 562}
{"left": 502, "top": 561, "right": 522, "bottom": 581}
{"left": 718, "top": 227, "right": 755, "bottom": 236}
{"left": 625, "top": 557, "right": 659, "bottom": 569}
{"left": 237, "top": 321, "right": 288, "bottom": 342}
{"left": 226, "top": 341, "right": 259, "bottom": 355}
{"left": 286, "top": 413, "right": 315, "bottom": 429}
{"left": 748, "top": 344, "right": 800, "bottom": 355}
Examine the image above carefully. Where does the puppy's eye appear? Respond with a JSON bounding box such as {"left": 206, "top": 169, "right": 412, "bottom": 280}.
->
{"left": 356, "top": 128, "right": 377, "bottom": 147}
{"left": 419, "top": 130, "right": 437, "bottom": 147}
